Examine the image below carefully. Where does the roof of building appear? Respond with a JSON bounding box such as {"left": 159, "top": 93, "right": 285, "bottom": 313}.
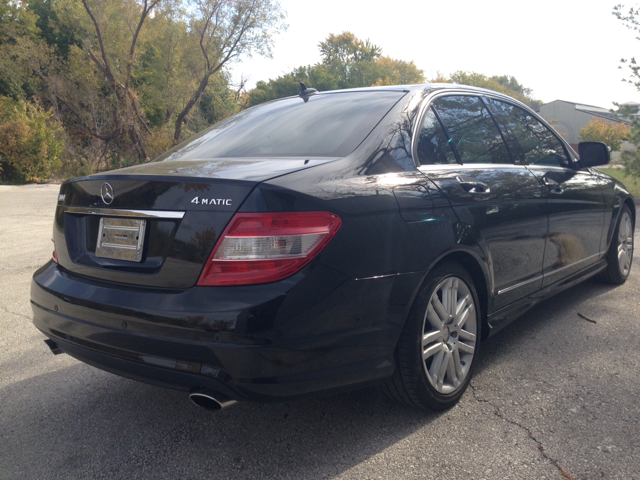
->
{"left": 541, "top": 99, "right": 633, "bottom": 125}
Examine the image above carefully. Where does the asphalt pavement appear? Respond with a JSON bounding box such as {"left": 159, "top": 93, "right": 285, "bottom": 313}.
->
{"left": 1, "top": 184, "right": 639, "bottom": 480}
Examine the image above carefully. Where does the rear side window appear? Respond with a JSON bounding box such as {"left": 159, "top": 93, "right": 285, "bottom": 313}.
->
{"left": 153, "top": 91, "right": 405, "bottom": 160}
{"left": 416, "top": 107, "right": 458, "bottom": 165}
{"left": 487, "top": 99, "right": 571, "bottom": 168}
{"left": 432, "top": 96, "right": 512, "bottom": 164}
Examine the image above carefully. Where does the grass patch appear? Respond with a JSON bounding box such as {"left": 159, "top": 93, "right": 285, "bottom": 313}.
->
{"left": 597, "top": 167, "right": 640, "bottom": 198}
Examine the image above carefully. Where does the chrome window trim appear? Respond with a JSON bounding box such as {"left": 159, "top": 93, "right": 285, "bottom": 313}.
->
{"left": 64, "top": 207, "right": 185, "bottom": 219}
{"left": 417, "top": 163, "right": 531, "bottom": 173}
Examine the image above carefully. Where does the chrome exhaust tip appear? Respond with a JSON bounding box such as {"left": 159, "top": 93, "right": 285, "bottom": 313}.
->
{"left": 189, "top": 391, "right": 238, "bottom": 410}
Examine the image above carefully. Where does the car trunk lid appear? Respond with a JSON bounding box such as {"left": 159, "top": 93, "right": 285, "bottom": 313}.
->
{"left": 53, "top": 158, "right": 336, "bottom": 289}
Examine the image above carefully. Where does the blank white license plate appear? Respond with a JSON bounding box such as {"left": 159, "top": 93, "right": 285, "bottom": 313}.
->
{"left": 95, "top": 217, "right": 146, "bottom": 262}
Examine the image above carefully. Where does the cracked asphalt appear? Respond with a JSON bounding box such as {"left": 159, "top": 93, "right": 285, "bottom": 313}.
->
{"left": 1, "top": 184, "right": 639, "bottom": 480}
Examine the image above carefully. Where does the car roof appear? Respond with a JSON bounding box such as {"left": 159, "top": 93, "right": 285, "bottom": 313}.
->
{"left": 306, "top": 83, "right": 523, "bottom": 104}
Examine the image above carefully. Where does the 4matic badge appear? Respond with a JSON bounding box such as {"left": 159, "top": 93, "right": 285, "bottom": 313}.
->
{"left": 191, "top": 197, "right": 232, "bottom": 206}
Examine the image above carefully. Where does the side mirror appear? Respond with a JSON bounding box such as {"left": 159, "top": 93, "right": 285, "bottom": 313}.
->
{"left": 578, "top": 142, "right": 610, "bottom": 167}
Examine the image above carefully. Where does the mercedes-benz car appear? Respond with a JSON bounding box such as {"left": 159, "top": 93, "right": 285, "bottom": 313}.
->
{"left": 31, "top": 84, "right": 635, "bottom": 411}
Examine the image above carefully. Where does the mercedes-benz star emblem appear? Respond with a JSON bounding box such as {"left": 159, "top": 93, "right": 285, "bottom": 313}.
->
{"left": 101, "top": 182, "right": 114, "bottom": 205}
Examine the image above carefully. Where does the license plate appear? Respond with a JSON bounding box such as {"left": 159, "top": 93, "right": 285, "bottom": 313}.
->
{"left": 95, "top": 217, "right": 146, "bottom": 262}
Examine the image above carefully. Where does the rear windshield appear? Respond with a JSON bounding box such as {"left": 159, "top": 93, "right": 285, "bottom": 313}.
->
{"left": 153, "top": 91, "right": 405, "bottom": 161}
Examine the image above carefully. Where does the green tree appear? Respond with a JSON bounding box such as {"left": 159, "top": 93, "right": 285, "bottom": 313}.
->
{"left": 318, "top": 32, "right": 382, "bottom": 88}
{"left": 0, "top": 1, "right": 53, "bottom": 100}
{"left": 245, "top": 31, "right": 424, "bottom": 106}
{"left": 51, "top": 0, "right": 168, "bottom": 160}
{"left": 0, "top": 96, "right": 65, "bottom": 182}
{"left": 171, "top": 0, "right": 287, "bottom": 143}
{"left": 29, "top": 0, "right": 82, "bottom": 59}
{"left": 0, "top": 0, "right": 287, "bottom": 178}
{"left": 26, "top": 0, "right": 285, "bottom": 164}
{"left": 436, "top": 71, "right": 542, "bottom": 110}
{"left": 613, "top": 4, "right": 640, "bottom": 177}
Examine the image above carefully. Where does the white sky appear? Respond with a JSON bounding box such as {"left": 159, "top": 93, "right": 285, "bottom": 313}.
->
{"left": 231, "top": 0, "right": 640, "bottom": 109}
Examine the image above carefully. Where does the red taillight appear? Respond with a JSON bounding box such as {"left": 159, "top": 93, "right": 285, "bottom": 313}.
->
{"left": 52, "top": 226, "right": 58, "bottom": 264}
{"left": 197, "top": 212, "right": 342, "bottom": 286}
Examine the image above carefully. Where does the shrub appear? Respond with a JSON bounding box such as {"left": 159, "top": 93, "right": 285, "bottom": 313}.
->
{"left": 578, "top": 117, "right": 630, "bottom": 153}
{"left": 0, "top": 96, "right": 65, "bottom": 182}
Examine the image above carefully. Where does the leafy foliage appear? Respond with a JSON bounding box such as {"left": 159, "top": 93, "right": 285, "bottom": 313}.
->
{"left": 579, "top": 117, "right": 630, "bottom": 152}
{"left": 433, "top": 71, "right": 542, "bottom": 110}
{"left": 0, "top": 0, "right": 286, "bottom": 180}
{"left": 0, "top": 96, "right": 65, "bottom": 182}
{"left": 613, "top": 4, "right": 640, "bottom": 178}
{"left": 245, "top": 31, "right": 424, "bottom": 106}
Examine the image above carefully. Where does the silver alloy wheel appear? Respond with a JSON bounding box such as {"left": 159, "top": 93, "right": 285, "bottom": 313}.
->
{"left": 618, "top": 211, "right": 634, "bottom": 276}
{"left": 422, "top": 276, "right": 477, "bottom": 394}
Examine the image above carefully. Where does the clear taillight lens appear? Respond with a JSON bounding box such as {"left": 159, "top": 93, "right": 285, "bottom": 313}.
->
{"left": 197, "top": 212, "right": 342, "bottom": 286}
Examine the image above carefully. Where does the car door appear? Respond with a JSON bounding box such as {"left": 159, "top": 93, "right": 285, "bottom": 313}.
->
{"left": 416, "top": 94, "right": 548, "bottom": 311}
{"left": 486, "top": 98, "right": 605, "bottom": 287}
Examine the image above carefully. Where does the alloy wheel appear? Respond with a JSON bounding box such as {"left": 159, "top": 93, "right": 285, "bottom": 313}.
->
{"left": 618, "top": 211, "right": 634, "bottom": 277}
{"left": 422, "top": 276, "right": 477, "bottom": 394}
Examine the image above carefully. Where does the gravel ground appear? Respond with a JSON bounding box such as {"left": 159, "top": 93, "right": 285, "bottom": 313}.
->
{"left": 1, "top": 184, "right": 639, "bottom": 480}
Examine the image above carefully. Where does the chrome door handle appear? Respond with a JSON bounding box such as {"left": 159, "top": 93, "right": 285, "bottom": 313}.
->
{"left": 456, "top": 176, "right": 490, "bottom": 194}
{"left": 543, "top": 177, "right": 564, "bottom": 194}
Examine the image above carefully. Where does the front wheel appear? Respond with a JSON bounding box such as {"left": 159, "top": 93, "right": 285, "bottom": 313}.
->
{"left": 383, "top": 262, "right": 481, "bottom": 410}
{"left": 600, "top": 204, "right": 634, "bottom": 285}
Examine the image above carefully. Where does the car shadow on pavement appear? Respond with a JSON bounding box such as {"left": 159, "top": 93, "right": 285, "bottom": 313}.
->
{"left": 0, "top": 359, "right": 445, "bottom": 479}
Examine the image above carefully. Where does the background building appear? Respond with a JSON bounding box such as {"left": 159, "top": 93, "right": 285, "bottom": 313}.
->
{"left": 538, "top": 100, "right": 635, "bottom": 158}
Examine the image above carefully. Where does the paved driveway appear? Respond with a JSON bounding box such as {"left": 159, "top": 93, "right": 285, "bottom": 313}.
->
{"left": 1, "top": 185, "right": 639, "bottom": 480}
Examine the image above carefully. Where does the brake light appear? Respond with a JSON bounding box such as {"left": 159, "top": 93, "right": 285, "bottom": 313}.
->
{"left": 52, "top": 226, "right": 58, "bottom": 264}
{"left": 197, "top": 212, "right": 342, "bottom": 286}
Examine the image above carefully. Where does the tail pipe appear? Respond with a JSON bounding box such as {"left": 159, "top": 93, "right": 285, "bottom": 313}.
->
{"left": 189, "top": 391, "right": 238, "bottom": 410}
{"left": 44, "top": 338, "right": 63, "bottom": 355}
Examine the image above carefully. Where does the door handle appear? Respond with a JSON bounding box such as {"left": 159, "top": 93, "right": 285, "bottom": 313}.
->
{"left": 456, "top": 176, "right": 491, "bottom": 194}
{"left": 543, "top": 177, "right": 564, "bottom": 194}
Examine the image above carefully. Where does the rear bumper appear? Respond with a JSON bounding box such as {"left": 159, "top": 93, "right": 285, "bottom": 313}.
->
{"left": 31, "top": 262, "right": 421, "bottom": 402}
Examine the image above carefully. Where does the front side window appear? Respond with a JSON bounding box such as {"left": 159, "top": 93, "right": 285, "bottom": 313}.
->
{"left": 432, "top": 96, "right": 512, "bottom": 164}
{"left": 487, "top": 99, "right": 571, "bottom": 168}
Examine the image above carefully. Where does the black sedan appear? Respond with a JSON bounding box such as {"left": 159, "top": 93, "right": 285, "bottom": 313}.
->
{"left": 31, "top": 84, "right": 635, "bottom": 411}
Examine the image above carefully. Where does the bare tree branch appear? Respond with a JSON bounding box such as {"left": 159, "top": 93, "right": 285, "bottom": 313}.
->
{"left": 173, "top": 0, "right": 284, "bottom": 143}
{"left": 81, "top": 0, "right": 116, "bottom": 85}
{"left": 81, "top": 39, "right": 110, "bottom": 81}
{"left": 126, "top": 88, "right": 152, "bottom": 134}
{"left": 125, "top": 0, "right": 160, "bottom": 89}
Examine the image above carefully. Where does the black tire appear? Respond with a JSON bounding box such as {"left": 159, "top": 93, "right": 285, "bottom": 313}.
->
{"left": 382, "top": 262, "right": 481, "bottom": 411}
{"left": 600, "top": 204, "right": 634, "bottom": 285}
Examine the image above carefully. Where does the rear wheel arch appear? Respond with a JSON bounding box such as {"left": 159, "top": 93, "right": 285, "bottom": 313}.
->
{"left": 421, "top": 250, "right": 491, "bottom": 341}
